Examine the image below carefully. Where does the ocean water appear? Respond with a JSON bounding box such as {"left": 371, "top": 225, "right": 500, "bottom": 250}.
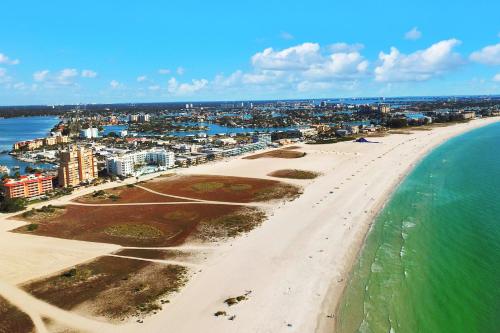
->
{"left": 0, "top": 116, "right": 60, "bottom": 175}
{"left": 336, "top": 122, "right": 500, "bottom": 333}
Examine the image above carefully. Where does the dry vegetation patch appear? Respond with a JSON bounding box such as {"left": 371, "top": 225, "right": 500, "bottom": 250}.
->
{"left": 18, "top": 205, "right": 66, "bottom": 222}
{"left": 14, "top": 204, "right": 267, "bottom": 246}
{"left": 0, "top": 297, "right": 34, "bottom": 333}
{"left": 115, "top": 249, "right": 196, "bottom": 261}
{"left": 23, "top": 256, "right": 188, "bottom": 321}
{"left": 243, "top": 149, "right": 306, "bottom": 159}
{"left": 281, "top": 145, "right": 301, "bottom": 150}
{"left": 104, "top": 224, "right": 164, "bottom": 240}
{"left": 194, "top": 208, "right": 266, "bottom": 241}
{"left": 388, "top": 130, "right": 413, "bottom": 135}
{"left": 143, "top": 175, "right": 300, "bottom": 203}
{"left": 268, "top": 169, "right": 320, "bottom": 180}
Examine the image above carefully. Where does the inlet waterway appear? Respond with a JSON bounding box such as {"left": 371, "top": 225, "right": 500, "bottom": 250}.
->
{"left": 0, "top": 116, "right": 60, "bottom": 175}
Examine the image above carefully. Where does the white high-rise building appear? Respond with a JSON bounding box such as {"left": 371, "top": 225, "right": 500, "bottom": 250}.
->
{"left": 138, "top": 114, "right": 150, "bottom": 122}
{"left": 128, "top": 114, "right": 139, "bottom": 123}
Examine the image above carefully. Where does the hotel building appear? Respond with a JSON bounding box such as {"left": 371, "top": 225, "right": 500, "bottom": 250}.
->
{"left": 58, "top": 146, "right": 98, "bottom": 187}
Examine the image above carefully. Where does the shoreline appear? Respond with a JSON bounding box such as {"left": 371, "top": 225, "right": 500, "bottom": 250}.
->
{"left": 315, "top": 117, "right": 500, "bottom": 333}
{"left": 0, "top": 117, "right": 498, "bottom": 332}
{"left": 116, "top": 117, "right": 500, "bottom": 333}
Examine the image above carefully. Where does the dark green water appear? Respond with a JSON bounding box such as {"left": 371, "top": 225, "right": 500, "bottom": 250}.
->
{"left": 336, "top": 122, "right": 500, "bottom": 333}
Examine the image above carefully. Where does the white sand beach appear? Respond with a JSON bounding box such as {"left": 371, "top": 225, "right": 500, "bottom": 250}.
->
{"left": 0, "top": 117, "right": 498, "bottom": 333}
{"left": 122, "top": 117, "right": 500, "bottom": 333}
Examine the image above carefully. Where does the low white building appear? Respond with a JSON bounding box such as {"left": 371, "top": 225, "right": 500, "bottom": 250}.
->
{"left": 298, "top": 128, "right": 318, "bottom": 138}
{"left": 253, "top": 133, "right": 272, "bottom": 145}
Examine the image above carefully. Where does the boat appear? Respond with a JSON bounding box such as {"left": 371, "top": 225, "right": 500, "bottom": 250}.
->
{"left": 0, "top": 165, "right": 10, "bottom": 174}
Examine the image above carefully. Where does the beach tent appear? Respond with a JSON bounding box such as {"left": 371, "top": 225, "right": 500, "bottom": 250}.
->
{"left": 355, "top": 137, "right": 379, "bottom": 143}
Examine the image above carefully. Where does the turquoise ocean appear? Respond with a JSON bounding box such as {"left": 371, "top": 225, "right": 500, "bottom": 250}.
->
{"left": 336, "top": 122, "right": 500, "bottom": 333}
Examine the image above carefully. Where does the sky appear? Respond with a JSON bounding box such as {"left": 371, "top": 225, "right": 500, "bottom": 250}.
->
{"left": 1, "top": 0, "right": 500, "bottom": 105}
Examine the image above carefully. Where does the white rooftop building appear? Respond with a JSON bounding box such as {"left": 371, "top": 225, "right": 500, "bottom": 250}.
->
{"left": 106, "top": 149, "right": 175, "bottom": 177}
{"left": 80, "top": 128, "right": 99, "bottom": 139}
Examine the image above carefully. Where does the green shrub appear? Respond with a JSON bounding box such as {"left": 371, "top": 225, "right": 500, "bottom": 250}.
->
{"left": 61, "top": 268, "right": 77, "bottom": 278}
{"left": 26, "top": 223, "right": 39, "bottom": 232}
{"left": 0, "top": 197, "right": 27, "bottom": 213}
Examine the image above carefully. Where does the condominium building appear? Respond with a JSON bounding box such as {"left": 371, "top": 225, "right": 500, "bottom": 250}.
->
{"left": 56, "top": 135, "right": 70, "bottom": 144}
{"left": 128, "top": 114, "right": 139, "bottom": 123}
{"left": 79, "top": 128, "right": 99, "bottom": 139}
{"left": 128, "top": 114, "right": 150, "bottom": 123}
{"left": 13, "top": 136, "right": 69, "bottom": 151}
{"left": 253, "top": 133, "right": 272, "bottom": 145}
{"left": 44, "top": 137, "right": 57, "bottom": 146}
{"left": 2, "top": 174, "right": 54, "bottom": 199}
{"left": 13, "top": 139, "right": 44, "bottom": 151}
{"left": 138, "top": 114, "right": 150, "bottom": 122}
{"left": 106, "top": 151, "right": 147, "bottom": 176}
{"left": 58, "top": 146, "right": 98, "bottom": 187}
{"left": 379, "top": 104, "right": 391, "bottom": 114}
{"left": 106, "top": 149, "right": 175, "bottom": 177}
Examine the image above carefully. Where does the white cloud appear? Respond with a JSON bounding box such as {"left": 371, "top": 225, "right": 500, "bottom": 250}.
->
{"left": 56, "top": 68, "right": 79, "bottom": 85}
{"left": 493, "top": 73, "right": 500, "bottom": 82}
{"left": 304, "top": 52, "right": 369, "bottom": 80}
{"left": 33, "top": 70, "right": 50, "bottom": 82}
{"left": 210, "top": 42, "right": 370, "bottom": 95}
{"left": 296, "top": 80, "right": 334, "bottom": 92}
{"left": 13, "top": 82, "right": 27, "bottom": 90}
{"left": 167, "top": 77, "right": 208, "bottom": 95}
{"left": 374, "top": 39, "right": 463, "bottom": 82}
{"left": 176, "top": 67, "right": 185, "bottom": 75}
{"left": 0, "top": 53, "right": 20, "bottom": 65}
{"left": 0, "top": 68, "right": 12, "bottom": 83}
{"left": 81, "top": 69, "right": 97, "bottom": 78}
{"left": 137, "top": 75, "right": 147, "bottom": 82}
{"left": 470, "top": 43, "right": 500, "bottom": 65}
{"left": 280, "top": 31, "right": 294, "bottom": 40}
{"left": 252, "top": 43, "right": 321, "bottom": 70}
{"left": 329, "top": 43, "right": 364, "bottom": 53}
{"left": 110, "top": 80, "right": 122, "bottom": 89}
{"left": 32, "top": 68, "right": 85, "bottom": 86}
{"left": 250, "top": 42, "right": 368, "bottom": 79}
{"left": 158, "top": 69, "right": 171, "bottom": 75}
{"left": 148, "top": 85, "right": 161, "bottom": 91}
{"left": 405, "top": 27, "right": 422, "bottom": 40}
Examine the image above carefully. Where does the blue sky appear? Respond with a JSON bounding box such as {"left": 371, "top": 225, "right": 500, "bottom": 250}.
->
{"left": 1, "top": 0, "right": 500, "bottom": 105}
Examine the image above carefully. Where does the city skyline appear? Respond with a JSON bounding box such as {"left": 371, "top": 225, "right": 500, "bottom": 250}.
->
{"left": 1, "top": 0, "right": 500, "bottom": 105}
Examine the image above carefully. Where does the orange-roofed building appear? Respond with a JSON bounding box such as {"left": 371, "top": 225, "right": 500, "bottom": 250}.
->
{"left": 2, "top": 174, "right": 54, "bottom": 199}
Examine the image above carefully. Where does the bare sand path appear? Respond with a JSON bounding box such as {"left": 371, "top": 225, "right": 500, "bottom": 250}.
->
{"left": 106, "top": 254, "right": 202, "bottom": 268}
{"left": 68, "top": 199, "right": 272, "bottom": 208}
